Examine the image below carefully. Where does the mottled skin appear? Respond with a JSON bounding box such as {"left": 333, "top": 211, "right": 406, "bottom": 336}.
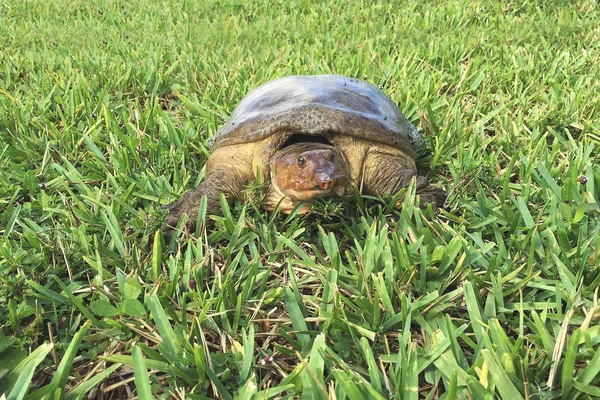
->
{"left": 163, "top": 75, "right": 445, "bottom": 238}
{"left": 267, "top": 143, "right": 349, "bottom": 212}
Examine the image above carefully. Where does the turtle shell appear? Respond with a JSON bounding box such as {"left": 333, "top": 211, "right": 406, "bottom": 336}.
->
{"left": 212, "top": 74, "right": 426, "bottom": 157}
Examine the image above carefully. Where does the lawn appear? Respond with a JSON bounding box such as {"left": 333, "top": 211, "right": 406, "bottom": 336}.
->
{"left": 1, "top": 0, "right": 599, "bottom": 398}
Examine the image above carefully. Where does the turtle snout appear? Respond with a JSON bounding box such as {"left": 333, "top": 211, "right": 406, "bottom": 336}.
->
{"left": 317, "top": 173, "right": 333, "bottom": 190}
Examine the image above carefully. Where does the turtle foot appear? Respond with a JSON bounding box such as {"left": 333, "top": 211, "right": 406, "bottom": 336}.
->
{"left": 417, "top": 185, "right": 446, "bottom": 210}
{"left": 161, "top": 189, "right": 202, "bottom": 242}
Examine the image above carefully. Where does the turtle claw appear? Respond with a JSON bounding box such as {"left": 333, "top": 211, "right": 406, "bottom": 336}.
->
{"left": 161, "top": 189, "right": 202, "bottom": 241}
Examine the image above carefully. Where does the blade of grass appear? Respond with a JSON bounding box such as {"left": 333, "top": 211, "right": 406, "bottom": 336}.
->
{"left": 132, "top": 346, "right": 154, "bottom": 400}
{"left": 64, "top": 363, "right": 122, "bottom": 400}
{"left": 6, "top": 359, "right": 36, "bottom": 400}
{"left": 284, "top": 287, "right": 310, "bottom": 347}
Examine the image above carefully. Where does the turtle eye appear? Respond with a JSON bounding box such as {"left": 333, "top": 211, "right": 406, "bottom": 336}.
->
{"left": 297, "top": 156, "right": 306, "bottom": 168}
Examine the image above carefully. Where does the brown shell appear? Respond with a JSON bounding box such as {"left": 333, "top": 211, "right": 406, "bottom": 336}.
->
{"left": 212, "top": 75, "right": 426, "bottom": 157}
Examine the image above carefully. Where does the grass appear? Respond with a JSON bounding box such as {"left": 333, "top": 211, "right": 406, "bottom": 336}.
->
{"left": 1, "top": 0, "right": 599, "bottom": 398}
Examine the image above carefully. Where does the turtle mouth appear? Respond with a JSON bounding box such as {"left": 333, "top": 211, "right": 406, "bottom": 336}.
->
{"left": 311, "top": 181, "right": 347, "bottom": 196}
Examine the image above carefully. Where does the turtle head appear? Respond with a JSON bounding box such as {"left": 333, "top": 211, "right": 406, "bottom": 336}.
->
{"left": 272, "top": 143, "right": 349, "bottom": 202}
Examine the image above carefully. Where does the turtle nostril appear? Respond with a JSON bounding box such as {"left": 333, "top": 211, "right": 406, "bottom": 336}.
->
{"left": 319, "top": 179, "right": 333, "bottom": 190}
{"left": 317, "top": 171, "right": 334, "bottom": 190}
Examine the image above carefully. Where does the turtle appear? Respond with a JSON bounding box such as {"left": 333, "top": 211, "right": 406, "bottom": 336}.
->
{"left": 163, "top": 74, "right": 445, "bottom": 236}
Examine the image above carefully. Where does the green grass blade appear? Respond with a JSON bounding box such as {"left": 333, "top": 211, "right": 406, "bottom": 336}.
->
{"left": 36, "top": 321, "right": 92, "bottom": 398}
{"left": 3, "top": 343, "right": 53, "bottom": 393}
{"left": 240, "top": 324, "right": 255, "bottom": 381}
{"left": 402, "top": 343, "right": 418, "bottom": 400}
{"left": 562, "top": 329, "right": 582, "bottom": 400}
{"left": 145, "top": 295, "right": 183, "bottom": 362}
{"left": 481, "top": 349, "right": 523, "bottom": 400}
{"left": 132, "top": 346, "right": 154, "bottom": 400}
{"left": 64, "top": 363, "right": 121, "bottom": 400}
{"left": 574, "top": 341, "right": 600, "bottom": 388}
{"left": 7, "top": 360, "right": 36, "bottom": 400}
{"left": 99, "top": 355, "right": 170, "bottom": 372}
{"left": 151, "top": 229, "right": 162, "bottom": 280}
{"left": 284, "top": 287, "right": 310, "bottom": 347}
{"left": 359, "top": 337, "right": 382, "bottom": 393}
{"left": 52, "top": 277, "right": 100, "bottom": 326}
{"left": 301, "top": 333, "right": 327, "bottom": 400}
{"left": 331, "top": 370, "right": 363, "bottom": 400}
{"left": 463, "top": 281, "right": 485, "bottom": 343}
{"left": 205, "top": 366, "right": 234, "bottom": 400}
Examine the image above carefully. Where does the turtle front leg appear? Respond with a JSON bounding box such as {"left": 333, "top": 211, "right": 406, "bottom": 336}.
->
{"left": 162, "top": 167, "right": 252, "bottom": 240}
{"left": 361, "top": 150, "right": 445, "bottom": 209}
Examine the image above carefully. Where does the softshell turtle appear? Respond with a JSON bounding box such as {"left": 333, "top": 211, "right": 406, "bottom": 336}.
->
{"left": 163, "top": 74, "right": 445, "bottom": 235}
